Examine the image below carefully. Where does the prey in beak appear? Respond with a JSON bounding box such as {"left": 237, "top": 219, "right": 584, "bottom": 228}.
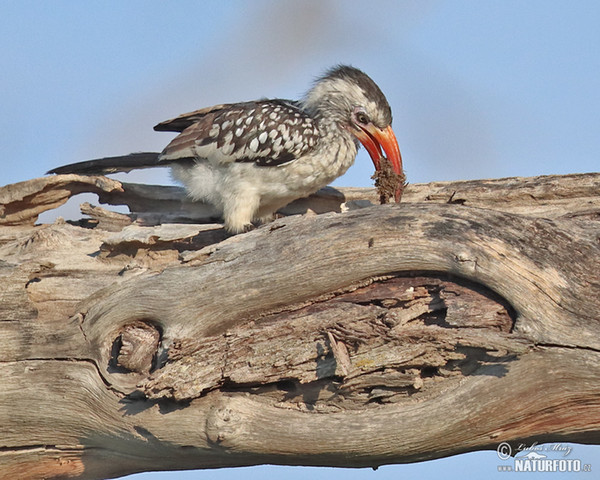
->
{"left": 350, "top": 122, "right": 405, "bottom": 203}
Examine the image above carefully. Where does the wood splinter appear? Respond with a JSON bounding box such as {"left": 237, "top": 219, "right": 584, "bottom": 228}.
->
{"left": 326, "top": 331, "right": 352, "bottom": 376}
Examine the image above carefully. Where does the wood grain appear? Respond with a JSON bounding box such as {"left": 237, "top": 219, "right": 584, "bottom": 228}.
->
{"left": 0, "top": 172, "right": 599, "bottom": 479}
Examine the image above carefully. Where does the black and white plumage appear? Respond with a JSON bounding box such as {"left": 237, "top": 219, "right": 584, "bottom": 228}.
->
{"left": 49, "top": 65, "right": 402, "bottom": 233}
{"left": 157, "top": 99, "right": 320, "bottom": 167}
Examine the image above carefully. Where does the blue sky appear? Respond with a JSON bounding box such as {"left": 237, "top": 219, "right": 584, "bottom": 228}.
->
{"left": 3, "top": 0, "right": 599, "bottom": 190}
{"left": 2, "top": 1, "right": 599, "bottom": 478}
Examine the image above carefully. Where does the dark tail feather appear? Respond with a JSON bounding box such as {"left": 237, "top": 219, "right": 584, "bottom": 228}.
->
{"left": 47, "top": 152, "right": 163, "bottom": 175}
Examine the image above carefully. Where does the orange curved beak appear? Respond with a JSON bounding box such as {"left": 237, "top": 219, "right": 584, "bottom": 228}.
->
{"left": 351, "top": 124, "right": 403, "bottom": 176}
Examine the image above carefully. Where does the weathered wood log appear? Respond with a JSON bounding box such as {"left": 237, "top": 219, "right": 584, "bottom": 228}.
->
{"left": 0, "top": 172, "right": 599, "bottom": 479}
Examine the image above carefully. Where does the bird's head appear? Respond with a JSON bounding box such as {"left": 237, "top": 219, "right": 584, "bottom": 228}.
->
{"left": 303, "top": 65, "right": 402, "bottom": 178}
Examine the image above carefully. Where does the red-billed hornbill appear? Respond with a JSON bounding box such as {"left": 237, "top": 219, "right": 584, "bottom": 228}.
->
{"left": 48, "top": 65, "right": 402, "bottom": 233}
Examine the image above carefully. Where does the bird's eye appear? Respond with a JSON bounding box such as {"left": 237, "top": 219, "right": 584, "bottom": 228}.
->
{"left": 355, "top": 111, "right": 370, "bottom": 125}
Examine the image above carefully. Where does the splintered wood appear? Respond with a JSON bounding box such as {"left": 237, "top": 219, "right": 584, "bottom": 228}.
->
{"left": 1, "top": 172, "right": 600, "bottom": 477}
{"left": 371, "top": 157, "right": 407, "bottom": 204}
{"left": 142, "top": 276, "right": 523, "bottom": 406}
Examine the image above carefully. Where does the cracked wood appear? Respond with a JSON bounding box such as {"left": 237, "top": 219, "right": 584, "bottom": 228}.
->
{"left": 0, "top": 172, "right": 599, "bottom": 479}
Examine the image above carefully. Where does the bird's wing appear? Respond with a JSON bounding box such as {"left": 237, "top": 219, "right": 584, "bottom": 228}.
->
{"left": 153, "top": 104, "right": 234, "bottom": 133}
{"left": 157, "top": 100, "right": 321, "bottom": 167}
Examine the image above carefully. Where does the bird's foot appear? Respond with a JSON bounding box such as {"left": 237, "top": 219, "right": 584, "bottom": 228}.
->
{"left": 224, "top": 222, "right": 256, "bottom": 234}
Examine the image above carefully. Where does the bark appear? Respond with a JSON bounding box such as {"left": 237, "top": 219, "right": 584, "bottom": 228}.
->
{"left": 0, "top": 172, "right": 599, "bottom": 479}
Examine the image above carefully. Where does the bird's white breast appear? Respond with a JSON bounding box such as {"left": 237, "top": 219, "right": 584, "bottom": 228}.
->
{"left": 170, "top": 132, "right": 358, "bottom": 219}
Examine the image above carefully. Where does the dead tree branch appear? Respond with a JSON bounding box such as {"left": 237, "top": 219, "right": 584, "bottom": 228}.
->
{"left": 1, "top": 172, "right": 599, "bottom": 479}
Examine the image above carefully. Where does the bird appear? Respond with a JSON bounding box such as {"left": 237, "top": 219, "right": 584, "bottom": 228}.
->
{"left": 48, "top": 65, "right": 403, "bottom": 233}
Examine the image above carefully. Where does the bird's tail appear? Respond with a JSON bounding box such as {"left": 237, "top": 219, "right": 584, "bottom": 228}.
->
{"left": 47, "top": 152, "right": 164, "bottom": 175}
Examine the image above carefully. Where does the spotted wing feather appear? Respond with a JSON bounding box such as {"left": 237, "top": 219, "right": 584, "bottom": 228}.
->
{"left": 158, "top": 100, "right": 320, "bottom": 167}
{"left": 153, "top": 104, "right": 233, "bottom": 133}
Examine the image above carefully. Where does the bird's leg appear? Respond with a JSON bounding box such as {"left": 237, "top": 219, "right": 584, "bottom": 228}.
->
{"left": 222, "top": 192, "right": 260, "bottom": 234}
